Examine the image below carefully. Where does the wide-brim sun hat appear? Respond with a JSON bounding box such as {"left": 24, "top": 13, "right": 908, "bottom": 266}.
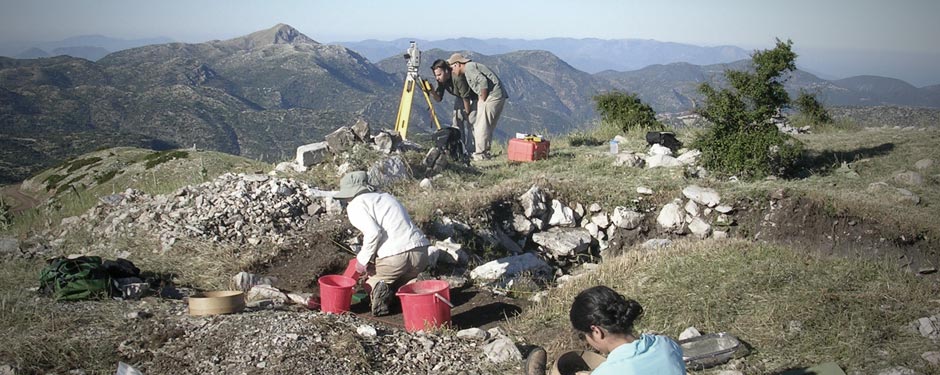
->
{"left": 334, "top": 171, "right": 373, "bottom": 199}
{"left": 446, "top": 53, "right": 471, "bottom": 65}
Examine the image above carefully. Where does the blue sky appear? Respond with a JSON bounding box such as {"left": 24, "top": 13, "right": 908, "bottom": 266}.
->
{"left": 1, "top": 0, "right": 938, "bottom": 85}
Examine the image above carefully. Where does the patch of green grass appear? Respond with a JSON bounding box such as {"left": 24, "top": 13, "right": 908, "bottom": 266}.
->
{"left": 142, "top": 150, "right": 189, "bottom": 169}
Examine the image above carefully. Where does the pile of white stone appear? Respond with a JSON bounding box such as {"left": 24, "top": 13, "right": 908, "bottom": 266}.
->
{"left": 55, "top": 173, "right": 340, "bottom": 252}
{"left": 463, "top": 184, "right": 738, "bottom": 288}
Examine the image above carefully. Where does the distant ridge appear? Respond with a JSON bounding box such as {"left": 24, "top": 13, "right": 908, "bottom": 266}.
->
{"left": 220, "top": 23, "right": 319, "bottom": 50}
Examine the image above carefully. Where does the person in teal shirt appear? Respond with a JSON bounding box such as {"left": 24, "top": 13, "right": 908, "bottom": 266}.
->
{"left": 569, "top": 286, "right": 686, "bottom": 375}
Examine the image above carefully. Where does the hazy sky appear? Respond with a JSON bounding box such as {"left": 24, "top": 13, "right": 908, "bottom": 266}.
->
{"left": 1, "top": 0, "right": 938, "bottom": 85}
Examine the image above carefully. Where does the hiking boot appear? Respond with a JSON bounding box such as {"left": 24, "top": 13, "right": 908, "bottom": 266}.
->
{"left": 525, "top": 346, "right": 547, "bottom": 375}
{"left": 370, "top": 280, "right": 391, "bottom": 317}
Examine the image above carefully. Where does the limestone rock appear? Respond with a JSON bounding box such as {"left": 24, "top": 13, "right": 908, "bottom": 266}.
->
{"left": 469, "top": 253, "right": 552, "bottom": 282}
{"left": 657, "top": 201, "right": 686, "bottom": 232}
{"left": 548, "top": 200, "right": 576, "bottom": 227}
{"left": 296, "top": 142, "right": 329, "bottom": 167}
{"left": 324, "top": 126, "right": 356, "bottom": 154}
{"left": 482, "top": 337, "right": 522, "bottom": 364}
{"left": 893, "top": 170, "right": 924, "bottom": 186}
{"left": 688, "top": 218, "right": 712, "bottom": 239}
{"left": 351, "top": 118, "right": 371, "bottom": 142}
{"left": 645, "top": 154, "right": 682, "bottom": 168}
{"left": 682, "top": 185, "right": 721, "bottom": 207}
{"left": 519, "top": 185, "right": 549, "bottom": 219}
{"left": 914, "top": 158, "right": 934, "bottom": 170}
{"left": 531, "top": 228, "right": 592, "bottom": 258}
{"left": 611, "top": 207, "right": 644, "bottom": 229}
{"left": 614, "top": 153, "right": 645, "bottom": 168}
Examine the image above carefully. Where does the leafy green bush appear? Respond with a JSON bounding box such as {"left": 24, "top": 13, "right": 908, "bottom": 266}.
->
{"left": 693, "top": 39, "right": 804, "bottom": 179}
{"left": 44, "top": 174, "right": 67, "bottom": 191}
{"left": 593, "top": 91, "right": 663, "bottom": 137}
{"left": 795, "top": 90, "right": 832, "bottom": 124}
{"left": 94, "top": 170, "right": 119, "bottom": 185}
{"left": 143, "top": 150, "right": 189, "bottom": 169}
{"left": 695, "top": 122, "right": 804, "bottom": 178}
{"left": 65, "top": 157, "right": 102, "bottom": 173}
{"left": 0, "top": 197, "right": 11, "bottom": 231}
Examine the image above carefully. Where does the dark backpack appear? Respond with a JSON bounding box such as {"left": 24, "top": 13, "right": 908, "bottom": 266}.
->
{"left": 39, "top": 256, "right": 114, "bottom": 301}
{"left": 434, "top": 127, "right": 467, "bottom": 163}
{"left": 425, "top": 127, "right": 468, "bottom": 173}
{"left": 646, "top": 131, "right": 683, "bottom": 152}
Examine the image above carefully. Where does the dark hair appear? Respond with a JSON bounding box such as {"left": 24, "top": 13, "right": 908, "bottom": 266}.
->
{"left": 569, "top": 286, "right": 644, "bottom": 335}
{"left": 430, "top": 59, "right": 450, "bottom": 72}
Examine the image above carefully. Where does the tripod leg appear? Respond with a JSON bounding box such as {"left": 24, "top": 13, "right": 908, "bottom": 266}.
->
{"left": 395, "top": 79, "right": 416, "bottom": 139}
{"left": 419, "top": 86, "right": 442, "bottom": 131}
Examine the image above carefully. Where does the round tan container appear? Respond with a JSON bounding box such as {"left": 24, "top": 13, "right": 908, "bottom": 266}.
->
{"left": 188, "top": 291, "right": 245, "bottom": 316}
{"left": 550, "top": 350, "right": 606, "bottom": 375}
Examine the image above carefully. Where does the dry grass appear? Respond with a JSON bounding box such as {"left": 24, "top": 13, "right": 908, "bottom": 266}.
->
{"left": 509, "top": 239, "right": 939, "bottom": 374}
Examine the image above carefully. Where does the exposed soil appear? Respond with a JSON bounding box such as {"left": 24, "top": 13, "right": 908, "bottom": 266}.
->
{"left": 254, "top": 223, "right": 527, "bottom": 332}
{"left": 735, "top": 193, "right": 938, "bottom": 278}
{"left": 0, "top": 184, "right": 40, "bottom": 214}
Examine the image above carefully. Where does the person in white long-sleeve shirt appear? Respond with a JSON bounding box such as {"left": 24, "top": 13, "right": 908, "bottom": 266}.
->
{"left": 333, "top": 171, "right": 430, "bottom": 316}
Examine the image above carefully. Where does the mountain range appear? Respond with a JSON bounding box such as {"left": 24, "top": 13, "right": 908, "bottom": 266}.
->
{"left": 1, "top": 24, "right": 938, "bottom": 185}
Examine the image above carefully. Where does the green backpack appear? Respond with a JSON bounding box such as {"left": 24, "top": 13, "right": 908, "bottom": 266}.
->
{"left": 39, "top": 256, "right": 113, "bottom": 301}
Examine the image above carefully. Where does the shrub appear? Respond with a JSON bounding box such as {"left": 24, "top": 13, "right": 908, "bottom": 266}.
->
{"left": 65, "top": 157, "right": 102, "bottom": 173}
{"left": 693, "top": 39, "right": 804, "bottom": 179}
{"left": 795, "top": 90, "right": 832, "bottom": 124}
{"left": 95, "top": 170, "right": 119, "bottom": 185}
{"left": 593, "top": 91, "right": 663, "bottom": 137}
{"left": 143, "top": 150, "right": 189, "bottom": 169}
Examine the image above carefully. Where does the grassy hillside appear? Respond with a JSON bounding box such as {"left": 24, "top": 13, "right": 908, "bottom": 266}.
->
{"left": 1, "top": 120, "right": 938, "bottom": 373}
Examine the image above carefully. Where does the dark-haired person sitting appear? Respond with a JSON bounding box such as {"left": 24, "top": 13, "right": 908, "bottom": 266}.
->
{"left": 569, "top": 286, "right": 685, "bottom": 375}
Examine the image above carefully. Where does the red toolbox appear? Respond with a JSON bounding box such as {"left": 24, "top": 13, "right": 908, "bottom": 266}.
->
{"left": 508, "top": 137, "right": 550, "bottom": 162}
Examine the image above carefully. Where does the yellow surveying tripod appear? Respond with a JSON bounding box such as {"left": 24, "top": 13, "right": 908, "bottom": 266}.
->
{"left": 394, "top": 41, "right": 442, "bottom": 139}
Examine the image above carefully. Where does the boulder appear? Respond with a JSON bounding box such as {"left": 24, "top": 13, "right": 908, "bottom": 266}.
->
{"left": 590, "top": 213, "right": 610, "bottom": 229}
{"left": 511, "top": 215, "right": 536, "bottom": 236}
{"left": 648, "top": 144, "right": 673, "bottom": 156}
{"left": 682, "top": 185, "right": 721, "bottom": 207}
{"left": 351, "top": 118, "right": 371, "bottom": 142}
{"left": 611, "top": 207, "right": 644, "bottom": 229}
{"left": 676, "top": 149, "right": 702, "bottom": 165}
{"left": 469, "top": 253, "right": 552, "bottom": 282}
{"left": 367, "top": 155, "right": 412, "bottom": 189}
{"left": 519, "top": 185, "right": 549, "bottom": 219}
{"left": 645, "top": 154, "right": 682, "bottom": 168}
{"left": 684, "top": 200, "right": 700, "bottom": 217}
{"left": 548, "top": 200, "right": 577, "bottom": 227}
{"left": 482, "top": 337, "right": 522, "bottom": 364}
{"left": 432, "top": 238, "right": 468, "bottom": 266}
{"left": 531, "top": 227, "right": 592, "bottom": 258}
{"left": 372, "top": 131, "right": 396, "bottom": 153}
{"left": 657, "top": 201, "right": 686, "bottom": 232}
{"left": 295, "top": 142, "right": 330, "bottom": 167}
{"left": 688, "top": 218, "right": 712, "bottom": 239}
{"left": 893, "top": 170, "right": 924, "bottom": 186}
{"left": 914, "top": 158, "right": 934, "bottom": 170}
{"left": 324, "top": 126, "right": 357, "bottom": 154}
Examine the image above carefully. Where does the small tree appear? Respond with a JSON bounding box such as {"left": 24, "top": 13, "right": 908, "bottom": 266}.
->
{"left": 795, "top": 90, "right": 832, "bottom": 124}
{"left": 593, "top": 91, "right": 662, "bottom": 135}
{"left": 693, "top": 39, "right": 804, "bottom": 179}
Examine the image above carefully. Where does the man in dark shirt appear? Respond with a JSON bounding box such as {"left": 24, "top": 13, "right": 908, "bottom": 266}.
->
{"left": 428, "top": 59, "right": 477, "bottom": 153}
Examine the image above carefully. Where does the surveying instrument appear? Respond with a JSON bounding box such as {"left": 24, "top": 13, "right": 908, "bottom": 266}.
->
{"left": 394, "top": 41, "right": 442, "bottom": 139}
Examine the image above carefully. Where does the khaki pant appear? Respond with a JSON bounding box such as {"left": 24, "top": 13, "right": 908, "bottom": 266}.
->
{"left": 365, "top": 246, "right": 429, "bottom": 292}
{"left": 473, "top": 96, "right": 507, "bottom": 158}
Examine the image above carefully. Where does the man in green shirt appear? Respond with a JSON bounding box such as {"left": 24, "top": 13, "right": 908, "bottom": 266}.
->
{"left": 428, "top": 59, "right": 477, "bottom": 153}
{"left": 446, "top": 53, "right": 508, "bottom": 161}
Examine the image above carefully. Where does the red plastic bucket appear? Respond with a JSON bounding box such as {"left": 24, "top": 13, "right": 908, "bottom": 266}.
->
{"left": 396, "top": 280, "right": 452, "bottom": 332}
{"left": 318, "top": 275, "right": 356, "bottom": 314}
{"left": 342, "top": 259, "right": 361, "bottom": 279}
